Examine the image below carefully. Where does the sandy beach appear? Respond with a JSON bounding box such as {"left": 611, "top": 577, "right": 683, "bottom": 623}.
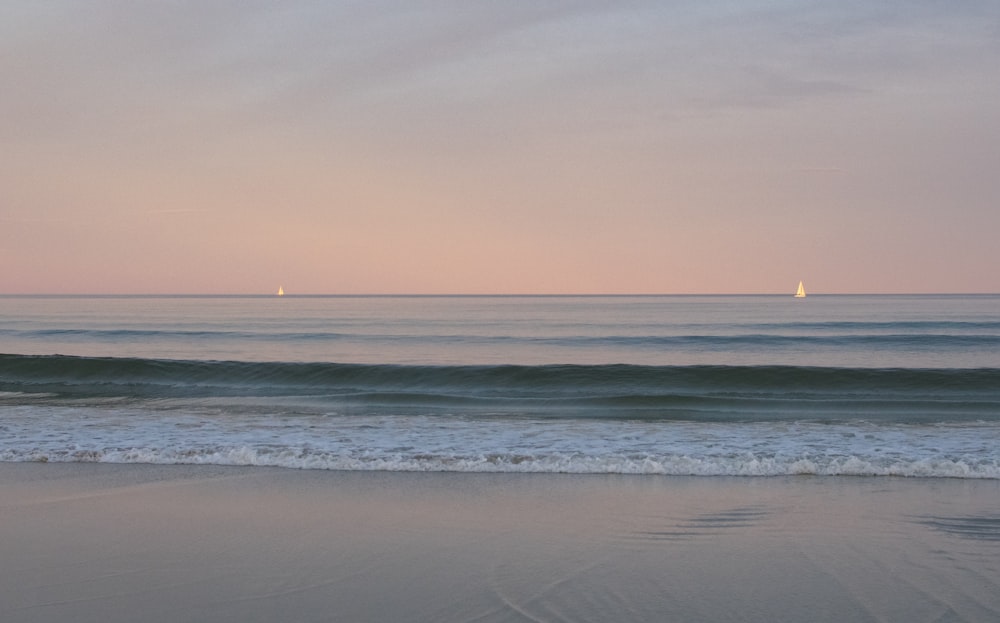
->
{"left": 2, "top": 463, "right": 998, "bottom": 622}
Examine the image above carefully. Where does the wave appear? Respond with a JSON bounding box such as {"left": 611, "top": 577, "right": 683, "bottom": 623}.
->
{"left": 3, "top": 446, "right": 998, "bottom": 478}
{"left": 736, "top": 320, "right": 1000, "bottom": 332}
{"left": 3, "top": 354, "right": 1000, "bottom": 423}
{"left": 0, "top": 328, "right": 350, "bottom": 341}
{"left": 4, "top": 328, "right": 1000, "bottom": 349}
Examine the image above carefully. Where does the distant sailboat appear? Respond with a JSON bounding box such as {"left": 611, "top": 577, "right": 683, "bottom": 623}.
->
{"left": 794, "top": 281, "right": 806, "bottom": 298}
{"left": 277, "top": 286, "right": 285, "bottom": 297}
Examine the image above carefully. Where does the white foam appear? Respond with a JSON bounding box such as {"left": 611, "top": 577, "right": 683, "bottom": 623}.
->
{"left": 2, "top": 405, "right": 998, "bottom": 478}
{"left": 4, "top": 446, "right": 999, "bottom": 479}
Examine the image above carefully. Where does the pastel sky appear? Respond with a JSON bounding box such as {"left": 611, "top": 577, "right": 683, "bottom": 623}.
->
{"left": 3, "top": 1, "right": 999, "bottom": 294}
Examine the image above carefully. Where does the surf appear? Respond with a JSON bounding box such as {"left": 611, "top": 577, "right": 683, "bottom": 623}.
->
{"left": 3, "top": 353, "right": 999, "bottom": 424}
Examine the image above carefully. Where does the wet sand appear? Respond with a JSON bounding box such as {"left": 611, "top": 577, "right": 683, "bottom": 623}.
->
{"left": 2, "top": 463, "right": 998, "bottom": 622}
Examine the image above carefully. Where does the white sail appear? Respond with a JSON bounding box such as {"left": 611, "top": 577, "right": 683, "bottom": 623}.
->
{"left": 794, "top": 281, "right": 806, "bottom": 298}
{"left": 277, "top": 286, "right": 284, "bottom": 296}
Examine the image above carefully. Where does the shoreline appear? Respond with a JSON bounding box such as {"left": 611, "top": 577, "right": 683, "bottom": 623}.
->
{"left": 6, "top": 457, "right": 1000, "bottom": 479}
{"left": 3, "top": 462, "right": 999, "bottom": 622}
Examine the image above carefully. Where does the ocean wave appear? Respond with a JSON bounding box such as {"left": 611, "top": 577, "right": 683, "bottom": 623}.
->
{"left": 5, "top": 326, "right": 1000, "bottom": 347}
{"left": 3, "top": 354, "right": 1000, "bottom": 423}
{"left": 4, "top": 446, "right": 998, "bottom": 478}
{"left": 5, "top": 353, "right": 1000, "bottom": 390}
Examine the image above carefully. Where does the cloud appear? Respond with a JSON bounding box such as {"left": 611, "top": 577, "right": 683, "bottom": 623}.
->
{"left": 682, "top": 68, "right": 864, "bottom": 112}
{"left": 143, "top": 209, "right": 202, "bottom": 215}
{"left": 795, "top": 167, "right": 846, "bottom": 174}
{"left": 0, "top": 214, "right": 66, "bottom": 224}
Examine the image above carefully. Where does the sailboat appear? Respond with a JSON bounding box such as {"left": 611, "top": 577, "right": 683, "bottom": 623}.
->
{"left": 794, "top": 281, "right": 806, "bottom": 298}
{"left": 277, "top": 286, "right": 285, "bottom": 297}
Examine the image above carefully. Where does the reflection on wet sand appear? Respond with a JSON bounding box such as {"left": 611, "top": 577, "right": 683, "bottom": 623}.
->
{"left": 919, "top": 514, "right": 1000, "bottom": 542}
{"left": 2, "top": 465, "right": 999, "bottom": 623}
{"left": 627, "top": 505, "right": 772, "bottom": 542}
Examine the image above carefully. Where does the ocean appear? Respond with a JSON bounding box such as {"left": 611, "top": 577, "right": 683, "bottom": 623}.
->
{"left": 2, "top": 294, "right": 999, "bottom": 477}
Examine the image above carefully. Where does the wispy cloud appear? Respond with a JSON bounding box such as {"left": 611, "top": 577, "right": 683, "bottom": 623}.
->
{"left": 795, "top": 167, "right": 846, "bottom": 174}
{"left": 684, "top": 69, "right": 864, "bottom": 113}
{"left": 143, "top": 209, "right": 202, "bottom": 215}
{"left": 0, "top": 214, "right": 67, "bottom": 224}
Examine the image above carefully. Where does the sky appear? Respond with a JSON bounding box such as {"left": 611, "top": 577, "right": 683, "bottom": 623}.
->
{"left": 3, "top": 1, "right": 999, "bottom": 294}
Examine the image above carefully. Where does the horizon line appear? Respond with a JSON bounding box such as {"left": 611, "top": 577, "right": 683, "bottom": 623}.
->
{"left": 3, "top": 292, "right": 999, "bottom": 297}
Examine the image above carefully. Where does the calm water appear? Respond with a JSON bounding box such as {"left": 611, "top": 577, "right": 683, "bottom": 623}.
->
{"left": 2, "top": 294, "right": 999, "bottom": 476}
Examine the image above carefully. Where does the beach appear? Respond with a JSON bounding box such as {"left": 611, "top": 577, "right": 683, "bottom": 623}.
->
{"left": 2, "top": 463, "right": 998, "bottom": 623}
{"left": 3, "top": 295, "right": 999, "bottom": 621}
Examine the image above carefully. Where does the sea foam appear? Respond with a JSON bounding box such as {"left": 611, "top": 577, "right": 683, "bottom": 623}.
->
{"left": 5, "top": 446, "right": 999, "bottom": 478}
